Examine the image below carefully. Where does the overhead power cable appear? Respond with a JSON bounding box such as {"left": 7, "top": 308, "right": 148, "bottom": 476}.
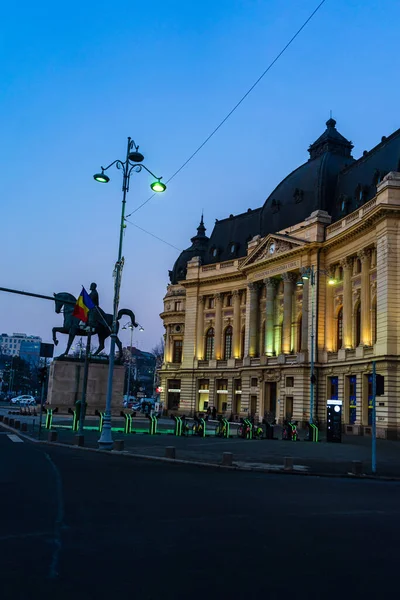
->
{"left": 125, "top": 219, "right": 182, "bottom": 251}
{"left": 125, "top": 0, "right": 327, "bottom": 218}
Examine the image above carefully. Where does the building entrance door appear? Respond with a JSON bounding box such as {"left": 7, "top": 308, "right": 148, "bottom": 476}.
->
{"left": 264, "top": 382, "right": 277, "bottom": 419}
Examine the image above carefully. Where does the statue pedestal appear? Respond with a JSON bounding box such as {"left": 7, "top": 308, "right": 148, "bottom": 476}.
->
{"left": 47, "top": 358, "right": 124, "bottom": 415}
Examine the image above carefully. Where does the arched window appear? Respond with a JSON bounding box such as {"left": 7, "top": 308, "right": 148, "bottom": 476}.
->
{"left": 205, "top": 328, "right": 215, "bottom": 360}
{"left": 337, "top": 307, "right": 343, "bottom": 350}
{"left": 224, "top": 326, "right": 233, "bottom": 360}
{"left": 355, "top": 303, "right": 361, "bottom": 346}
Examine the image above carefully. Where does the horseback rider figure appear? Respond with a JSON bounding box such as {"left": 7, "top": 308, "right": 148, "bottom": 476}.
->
{"left": 87, "top": 282, "right": 99, "bottom": 331}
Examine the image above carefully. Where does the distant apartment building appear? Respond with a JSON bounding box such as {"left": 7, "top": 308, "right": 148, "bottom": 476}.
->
{"left": 0, "top": 333, "right": 42, "bottom": 359}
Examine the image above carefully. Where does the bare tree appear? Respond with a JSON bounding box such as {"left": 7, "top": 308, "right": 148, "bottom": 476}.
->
{"left": 151, "top": 338, "right": 165, "bottom": 367}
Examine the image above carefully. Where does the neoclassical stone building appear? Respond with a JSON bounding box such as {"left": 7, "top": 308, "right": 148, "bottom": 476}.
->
{"left": 159, "top": 119, "right": 400, "bottom": 438}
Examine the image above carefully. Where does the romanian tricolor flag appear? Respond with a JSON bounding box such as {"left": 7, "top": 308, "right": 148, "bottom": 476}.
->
{"left": 73, "top": 287, "right": 95, "bottom": 323}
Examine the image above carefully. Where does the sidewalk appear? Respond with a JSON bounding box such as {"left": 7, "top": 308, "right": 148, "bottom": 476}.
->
{"left": 39, "top": 422, "right": 400, "bottom": 478}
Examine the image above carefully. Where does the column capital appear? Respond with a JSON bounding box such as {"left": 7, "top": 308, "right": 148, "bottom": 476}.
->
{"left": 340, "top": 257, "right": 353, "bottom": 270}
{"left": 232, "top": 289, "right": 241, "bottom": 298}
{"left": 326, "top": 265, "right": 336, "bottom": 279}
{"left": 198, "top": 295, "right": 205, "bottom": 304}
{"left": 358, "top": 248, "right": 372, "bottom": 263}
{"left": 263, "top": 277, "right": 278, "bottom": 287}
{"left": 282, "top": 272, "right": 297, "bottom": 283}
{"left": 214, "top": 293, "right": 223, "bottom": 302}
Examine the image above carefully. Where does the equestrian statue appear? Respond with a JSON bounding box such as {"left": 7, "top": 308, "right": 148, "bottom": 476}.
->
{"left": 52, "top": 283, "right": 137, "bottom": 361}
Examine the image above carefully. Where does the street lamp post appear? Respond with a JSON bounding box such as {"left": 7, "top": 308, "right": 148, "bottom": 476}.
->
{"left": 94, "top": 138, "right": 166, "bottom": 449}
{"left": 297, "top": 266, "right": 335, "bottom": 424}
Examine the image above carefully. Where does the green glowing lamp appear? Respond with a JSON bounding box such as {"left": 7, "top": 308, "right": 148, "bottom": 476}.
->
{"left": 150, "top": 179, "right": 166, "bottom": 193}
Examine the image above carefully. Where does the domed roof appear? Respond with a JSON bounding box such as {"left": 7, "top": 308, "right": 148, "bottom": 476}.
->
{"left": 259, "top": 119, "right": 355, "bottom": 236}
{"left": 169, "top": 215, "right": 209, "bottom": 284}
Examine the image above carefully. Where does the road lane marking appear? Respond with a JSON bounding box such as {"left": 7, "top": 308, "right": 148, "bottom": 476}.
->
{"left": 7, "top": 434, "right": 23, "bottom": 443}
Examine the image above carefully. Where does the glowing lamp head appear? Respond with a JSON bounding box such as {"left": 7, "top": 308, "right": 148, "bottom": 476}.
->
{"left": 150, "top": 180, "right": 166, "bottom": 193}
{"left": 93, "top": 171, "right": 110, "bottom": 183}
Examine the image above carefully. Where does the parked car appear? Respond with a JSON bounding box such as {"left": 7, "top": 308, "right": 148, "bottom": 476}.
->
{"left": 10, "top": 395, "right": 36, "bottom": 406}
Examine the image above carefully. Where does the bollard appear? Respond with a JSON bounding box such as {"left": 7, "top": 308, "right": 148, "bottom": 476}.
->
{"left": 284, "top": 456, "right": 293, "bottom": 471}
{"left": 352, "top": 461, "right": 362, "bottom": 476}
{"left": 3, "top": 417, "right": 9, "bottom": 425}
{"left": 222, "top": 452, "right": 233, "bottom": 466}
{"left": 14, "top": 420, "right": 21, "bottom": 430}
{"left": 114, "top": 440, "right": 124, "bottom": 452}
{"left": 9, "top": 418, "right": 15, "bottom": 427}
{"left": 21, "top": 422, "right": 28, "bottom": 432}
{"left": 74, "top": 434, "right": 85, "bottom": 447}
{"left": 165, "top": 446, "right": 176, "bottom": 459}
{"left": 48, "top": 431, "right": 58, "bottom": 442}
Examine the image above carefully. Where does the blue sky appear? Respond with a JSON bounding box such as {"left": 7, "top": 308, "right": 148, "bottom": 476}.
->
{"left": 1, "top": 0, "right": 399, "bottom": 354}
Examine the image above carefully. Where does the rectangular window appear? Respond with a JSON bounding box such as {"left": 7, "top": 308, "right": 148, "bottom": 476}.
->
{"left": 251, "top": 377, "right": 258, "bottom": 388}
{"left": 172, "top": 340, "right": 182, "bottom": 363}
{"left": 208, "top": 297, "right": 215, "bottom": 309}
{"left": 348, "top": 375, "right": 356, "bottom": 425}
{"left": 216, "top": 379, "right": 228, "bottom": 391}
{"left": 174, "top": 301, "right": 182, "bottom": 311}
{"left": 286, "top": 376, "right": 294, "bottom": 388}
{"left": 329, "top": 376, "right": 338, "bottom": 399}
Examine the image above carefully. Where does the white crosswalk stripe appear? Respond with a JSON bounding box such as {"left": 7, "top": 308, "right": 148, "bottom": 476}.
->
{"left": 7, "top": 434, "right": 24, "bottom": 443}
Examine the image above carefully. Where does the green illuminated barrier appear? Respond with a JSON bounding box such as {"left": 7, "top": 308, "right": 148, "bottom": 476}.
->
{"left": 173, "top": 416, "right": 182, "bottom": 436}
{"left": 95, "top": 410, "right": 105, "bottom": 432}
{"left": 309, "top": 423, "right": 319, "bottom": 442}
{"left": 43, "top": 407, "right": 59, "bottom": 429}
{"left": 215, "top": 418, "right": 230, "bottom": 438}
{"left": 45, "top": 408, "right": 53, "bottom": 430}
{"left": 121, "top": 412, "right": 133, "bottom": 434}
{"left": 148, "top": 415, "right": 158, "bottom": 435}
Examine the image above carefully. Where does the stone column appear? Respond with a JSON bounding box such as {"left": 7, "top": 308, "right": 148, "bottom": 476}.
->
{"left": 325, "top": 267, "right": 335, "bottom": 352}
{"left": 300, "top": 270, "right": 309, "bottom": 352}
{"left": 264, "top": 278, "right": 277, "bottom": 356}
{"left": 196, "top": 296, "right": 205, "bottom": 359}
{"left": 282, "top": 273, "right": 296, "bottom": 354}
{"left": 250, "top": 283, "right": 259, "bottom": 357}
{"left": 341, "top": 257, "right": 353, "bottom": 349}
{"left": 358, "top": 249, "right": 372, "bottom": 346}
{"left": 245, "top": 283, "right": 259, "bottom": 357}
{"left": 232, "top": 290, "right": 241, "bottom": 359}
{"left": 214, "top": 293, "right": 223, "bottom": 360}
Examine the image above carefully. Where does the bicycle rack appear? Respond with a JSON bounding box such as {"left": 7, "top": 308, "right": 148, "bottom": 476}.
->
{"left": 44, "top": 408, "right": 53, "bottom": 430}
{"left": 120, "top": 412, "right": 133, "bottom": 434}
{"left": 148, "top": 415, "right": 158, "bottom": 435}
{"left": 95, "top": 410, "right": 105, "bottom": 432}
{"left": 309, "top": 423, "right": 319, "bottom": 442}
{"left": 68, "top": 408, "right": 79, "bottom": 432}
{"left": 173, "top": 416, "right": 183, "bottom": 436}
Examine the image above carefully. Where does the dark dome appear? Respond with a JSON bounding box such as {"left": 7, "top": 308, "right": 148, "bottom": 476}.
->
{"left": 169, "top": 215, "right": 209, "bottom": 284}
{"left": 259, "top": 119, "right": 354, "bottom": 236}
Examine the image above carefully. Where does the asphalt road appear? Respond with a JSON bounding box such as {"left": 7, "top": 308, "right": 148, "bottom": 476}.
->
{"left": 1, "top": 431, "right": 400, "bottom": 600}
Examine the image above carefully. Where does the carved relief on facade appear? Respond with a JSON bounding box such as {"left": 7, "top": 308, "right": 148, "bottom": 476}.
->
{"left": 334, "top": 294, "right": 343, "bottom": 308}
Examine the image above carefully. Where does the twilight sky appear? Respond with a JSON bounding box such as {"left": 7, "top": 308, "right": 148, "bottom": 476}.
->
{"left": 1, "top": 0, "right": 399, "bottom": 355}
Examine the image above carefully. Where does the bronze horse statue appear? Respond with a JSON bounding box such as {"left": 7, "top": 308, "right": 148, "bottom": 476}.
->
{"left": 52, "top": 292, "right": 137, "bottom": 360}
